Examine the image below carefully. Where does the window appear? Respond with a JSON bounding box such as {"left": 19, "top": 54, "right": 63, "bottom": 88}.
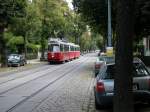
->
{"left": 71, "top": 46, "right": 74, "bottom": 51}
{"left": 104, "top": 65, "right": 115, "bottom": 79}
{"left": 133, "top": 63, "right": 149, "bottom": 77}
{"left": 64, "top": 45, "right": 69, "bottom": 51}
{"left": 60, "top": 44, "right": 64, "bottom": 52}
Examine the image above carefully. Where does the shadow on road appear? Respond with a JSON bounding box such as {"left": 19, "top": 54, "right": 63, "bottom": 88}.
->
{"left": 95, "top": 103, "right": 150, "bottom": 112}
{"left": 135, "top": 103, "right": 150, "bottom": 112}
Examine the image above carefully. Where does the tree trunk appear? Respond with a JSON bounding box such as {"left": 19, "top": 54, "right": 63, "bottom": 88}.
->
{"left": 114, "top": 0, "right": 134, "bottom": 112}
{"left": 0, "top": 26, "right": 7, "bottom": 67}
{"left": 24, "top": 36, "right": 27, "bottom": 59}
{"left": 40, "top": 37, "right": 46, "bottom": 60}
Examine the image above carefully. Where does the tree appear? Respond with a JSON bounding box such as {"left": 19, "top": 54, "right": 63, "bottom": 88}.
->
{"left": 4, "top": 32, "right": 24, "bottom": 53}
{"left": 135, "top": 0, "right": 150, "bottom": 39}
{"left": 73, "top": 0, "right": 111, "bottom": 50}
{"left": 73, "top": 0, "right": 108, "bottom": 36}
{"left": 11, "top": 1, "right": 42, "bottom": 59}
{"left": 0, "top": 0, "right": 27, "bottom": 67}
{"left": 36, "top": 0, "right": 85, "bottom": 59}
{"left": 114, "top": 0, "right": 134, "bottom": 112}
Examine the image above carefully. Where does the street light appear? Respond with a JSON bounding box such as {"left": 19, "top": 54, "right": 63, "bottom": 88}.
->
{"left": 106, "top": 0, "right": 113, "bottom": 56}
{"left": 107, "top": 0, "right": 112, "bottom": 47}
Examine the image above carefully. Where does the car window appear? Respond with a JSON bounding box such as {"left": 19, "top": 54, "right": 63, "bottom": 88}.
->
{"left": 133, "top": 63, "right": 149, "bottom": 77}
{"left": 100, "top": 62, "right": 150, "bottom": 80}
{"left": 97, "top": 65, "right": 106, "bottom": 79}
{"left": 99, "top": 56, "right": 115, "bottom": 64}
{"left": 103, "top": 65, "right": 115, "bottom": 79}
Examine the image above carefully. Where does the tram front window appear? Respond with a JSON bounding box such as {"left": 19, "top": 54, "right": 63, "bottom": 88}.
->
{"left": 49, "top": 44, "right": 60, "bottom": 52}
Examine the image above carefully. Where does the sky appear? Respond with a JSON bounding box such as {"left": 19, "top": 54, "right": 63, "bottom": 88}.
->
{"left": 28, "top": 0, "right": 73, "bottom": 10}
{"left": 65, "top": 0, "right": 73, "bottom": 10}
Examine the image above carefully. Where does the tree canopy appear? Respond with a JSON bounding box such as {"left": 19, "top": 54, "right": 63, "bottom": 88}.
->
{"left": 73, "top": 0, "right": 150, "bottom": 40}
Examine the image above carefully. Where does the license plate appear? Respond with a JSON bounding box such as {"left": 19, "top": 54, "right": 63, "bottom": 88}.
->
{"left": 133, "top": 84, "right": 138, "bottom": 90}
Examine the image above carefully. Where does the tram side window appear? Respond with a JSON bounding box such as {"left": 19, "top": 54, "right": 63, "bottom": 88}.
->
{"left": 74, "top": 47, "right": 76, "bottom": 51}
{"left": 71, "top": 46, "right": 74, "bottom": 51}
{"left": 64, "top": 45, "right": 69, "bottom": 51}
{"left": 60, "top": 44, "right": 64, "bottom": 52}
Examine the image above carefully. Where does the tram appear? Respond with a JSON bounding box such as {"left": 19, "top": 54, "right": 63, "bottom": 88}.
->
{"left": 47, "top": 38, "right": 80, "bottom": 63}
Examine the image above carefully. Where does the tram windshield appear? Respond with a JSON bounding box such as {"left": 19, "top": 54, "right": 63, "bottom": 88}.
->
{"left": 48, "top": 44, "right": 60, "bottom": 52}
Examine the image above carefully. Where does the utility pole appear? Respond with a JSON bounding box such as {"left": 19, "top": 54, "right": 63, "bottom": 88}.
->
{"left": 107, "top": 0, "right": 112, "bottom": 47}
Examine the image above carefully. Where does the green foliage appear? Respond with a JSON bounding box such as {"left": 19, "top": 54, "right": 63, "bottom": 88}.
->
{"left": 4, "top": 32, "right": 24, "bottom": 52}
{"left": 94, "top": 34, "right": 104, "bottom": 49}
{"left": 73, "top": 0, "right": 107, "bottom": 35}
{"left": 37, "top": 0, "right": 68, "bottom": 38}
{"left": 80, "top": 31, "right": 98, "bottom": 51}
{"left": 0, "top": 0, "right": 27, "bottom": 26}
{"left": 135, "top": 0, "right": 150, "bottom": 38}
{"left": 0, "top": 0, "right": 88, "bottom": 63}
{"left": 27, "top": 43, "right": 39, "bottom": 53}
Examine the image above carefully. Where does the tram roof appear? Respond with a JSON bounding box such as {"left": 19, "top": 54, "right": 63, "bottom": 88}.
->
{"left": 48, "top": 38, "right": 80, "bottom": 47}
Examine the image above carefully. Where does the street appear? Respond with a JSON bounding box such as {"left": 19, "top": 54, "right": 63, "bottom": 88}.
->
{"left": 0, "top": 53, "right": 149, "bottom": 112}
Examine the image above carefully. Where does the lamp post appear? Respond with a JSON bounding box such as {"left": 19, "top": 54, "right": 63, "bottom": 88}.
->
{"left": 107, "top": 0, "right": 112, "bottom": 47}
{"left": 106, "top": 0, "right": 113, "bottom": 56}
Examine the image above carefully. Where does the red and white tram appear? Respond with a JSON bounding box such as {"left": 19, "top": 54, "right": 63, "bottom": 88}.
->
{"left": 47, "top": 38, "right": 80, "bottom": 63}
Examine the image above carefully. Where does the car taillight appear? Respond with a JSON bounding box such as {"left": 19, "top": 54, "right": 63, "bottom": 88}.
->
{"left": 96, "top": 82, "right": 105, "bottom": 93}
{"left": 95, "top": 64, "right": 101, "bottom": 68}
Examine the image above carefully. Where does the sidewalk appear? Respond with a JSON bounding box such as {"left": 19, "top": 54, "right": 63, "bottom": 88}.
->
{"left": 27, "top": 59, "right": 42, "bottom": 64}
{"left": 0, "top": 59, "right": 47, "bottom": 75}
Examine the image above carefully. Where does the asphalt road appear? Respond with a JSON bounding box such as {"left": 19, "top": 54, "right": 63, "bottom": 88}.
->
{"left": 0, "top": 53, "right": 149, "bottom": 112}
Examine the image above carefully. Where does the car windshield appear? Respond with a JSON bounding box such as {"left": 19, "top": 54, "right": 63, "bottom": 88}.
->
{"left": 104, "top": 65, "right": 115, "bottom": 79}
{"left": 99, "top": 56, "right": 115, "bottom": 64}
{"left": 8, "top": 54, "right": 20, "bottom": 59}
{"left": 48, "top": 44, "right": 60, "bottom": 52}
{"left": 103, "top": 63, "right": 150, "bottom": 79}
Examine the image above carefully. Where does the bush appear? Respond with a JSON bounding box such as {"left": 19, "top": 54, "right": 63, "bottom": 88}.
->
{"left": 26, "top": 53, "right": 38, "bottom": 60}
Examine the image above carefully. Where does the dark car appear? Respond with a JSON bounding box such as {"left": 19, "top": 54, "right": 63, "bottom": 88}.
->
{"left": 8, "top": 54, "right": 26, "bottom": 67}
{"left": 94, "top": 58, "right": 150, "bottom": 109}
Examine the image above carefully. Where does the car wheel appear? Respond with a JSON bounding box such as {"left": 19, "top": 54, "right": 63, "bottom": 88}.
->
{"left": 95, "top": 98, "right": 104, "bottom": 110}
{"left": 95, "top": 97, "right": 101, "bottom": 109}
{"left": 94, "top": 91, "right": 104, "bottom": 110}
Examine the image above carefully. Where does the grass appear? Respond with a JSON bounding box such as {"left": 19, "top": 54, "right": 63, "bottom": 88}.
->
{"left": 0, "top": 63, "right": 43, "bottom": 73}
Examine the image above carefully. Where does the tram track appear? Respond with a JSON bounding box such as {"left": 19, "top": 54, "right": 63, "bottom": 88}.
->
{"left": 5, "top": 57, "right": 88, "bottom": 112}
{"left": 0, "top": 64, "right": 55, "bottom": 85}
{"left": 0, "top": 57, "right": 84, "bottom": 96}
{"left": 0, "top": 56, "right": 83, "bottom": 86}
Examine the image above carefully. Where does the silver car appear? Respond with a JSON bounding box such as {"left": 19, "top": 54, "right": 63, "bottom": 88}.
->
{"left": 94, "top": 58, "right": 150, "bottom": 109}
{"left": 94, "top": 56, "right": 115, "bottom": 76}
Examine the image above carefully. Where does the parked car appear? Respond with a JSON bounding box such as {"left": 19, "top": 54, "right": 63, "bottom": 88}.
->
{"left": 98, "top": 52, "right": 106, "bottom": 56}
{"left": 8, "top": 54, "right": 26, "bottom": 67}
{"left": 94, "top": 58, "right": 150, "bottom": 109}
{"left": 94, "top": 56, "right": 115, "bottom": 76}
